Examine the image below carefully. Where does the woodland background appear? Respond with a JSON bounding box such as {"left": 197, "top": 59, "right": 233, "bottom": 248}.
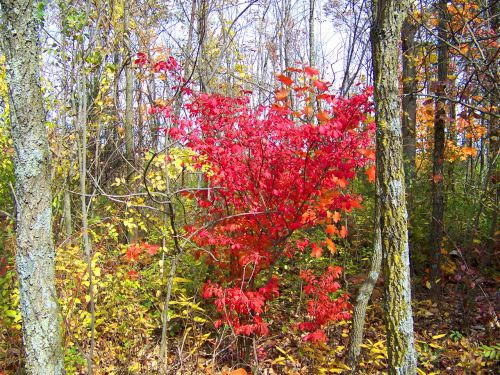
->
{"left": 0, "top": 0, "right": 498, "bottom": 374}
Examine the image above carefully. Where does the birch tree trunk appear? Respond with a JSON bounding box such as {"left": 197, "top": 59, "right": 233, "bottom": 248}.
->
{"left": 0, "top": 0, "right": 64, "bottom": 373}
{"left": 370, "top": 0, "right": 417, "bottom": 373}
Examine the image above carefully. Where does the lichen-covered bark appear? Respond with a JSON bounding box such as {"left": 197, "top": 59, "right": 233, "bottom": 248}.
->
{"left": 371, "top": 0, "right": 417, "bottom": 373}
{"left": 0, "top": 0, "right": 64, "bottom": 373}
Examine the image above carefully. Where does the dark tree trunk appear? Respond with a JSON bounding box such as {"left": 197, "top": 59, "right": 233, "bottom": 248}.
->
{"left": 430, "top": 0, "right": 449, "bottom": 300}
{"left": 401, "top": 16, "right": 418, "bottom": 272}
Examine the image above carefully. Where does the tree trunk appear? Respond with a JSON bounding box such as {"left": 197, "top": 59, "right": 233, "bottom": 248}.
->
{"left": 309, "top": 0, "right": 315, "bottom": 68}
{"left": 484, "top": 0, "right": 499, "bottom": 268}
{"left": 0, "top": 0, "right": 64, "bottom": 373}
{"left": 401, "top": 15, "right": 418, "bottom": 271}
{"left": 347, "top": 183, "right": 382, "bottom": 371}
{"left": 430, "top": 0, "right": 449, "bottom": 300}
{"left": 370, "top": 0, "right": 417, "bottom": 373}
{"left": 124, "top": 0, "right": 135, "bottom": 177}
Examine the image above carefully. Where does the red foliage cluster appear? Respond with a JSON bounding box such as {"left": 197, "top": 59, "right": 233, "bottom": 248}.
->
{"left": 298, "top": 266, "right": 352, "bottom": 343}
{"left": 202, "top": 277, "right": 279, "bottom": 336}
{"left": 125, "top": 242, "right": 160, "bottom": 261}
{"left": 142, "top": 57, "right": 375, "bottom": 339}
{"left": 177, "top": 87, "right": 374, "bottom": 273}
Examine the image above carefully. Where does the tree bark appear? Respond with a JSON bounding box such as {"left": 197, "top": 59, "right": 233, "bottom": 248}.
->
{"left": 309, "top": 0, "right": 316, "bottom": 67}
{"left": 371, "top": 0, "right": 417, "bottom": 373}
{"left": 430, "top": 0, "right": 449, "bottom": 300}
{"left": 0, "top": 0, "right": 64, "bottom": 373}
{"left": 401, "top": 15, "right": 418, "bottom": 270}
{"left": 347, "top": 183, "right": 382, "bottom": 371}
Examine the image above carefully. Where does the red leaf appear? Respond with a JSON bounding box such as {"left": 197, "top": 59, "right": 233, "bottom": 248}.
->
{"left": 145, "top": 243, "right": 160, "bottom": 255}
{"left": 313, "top": 80, "right": 329, "bottom": 92}
{"left": 276, "top": 74, "right": 294, "bottom": 86}
{"left": 125, "top": 244, "right": 141, "bottom": 261}
{"left": 303, "top": 329, "right": 327, "bottom": 343}
{"left": 304, "top": 66, "right": 320, "bottom": 77}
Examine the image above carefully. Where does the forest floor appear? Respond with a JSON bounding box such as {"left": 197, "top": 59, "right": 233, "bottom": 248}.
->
{"left": 187, "top": 274, "right": 499, "bottom": 375}
{"left": 1, "top": 266, "right": 498, "bottom": 374}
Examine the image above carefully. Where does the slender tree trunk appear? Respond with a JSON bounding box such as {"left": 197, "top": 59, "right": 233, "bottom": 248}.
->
{"left": 401, "top": 16, "right": 418, "bottom": 271}
{"left": 309, "top": 0, "right": 315, "bottom": 67}
{"left": 197, "top": 0, "right": 209, "bottom": 91}
{"left": 0, "top": 0, "right": 64, "bottom": 373}
{"left": 484, "top": 0, "right": 499, "bottom": 268}
{"left": 371, "top": 0, "right": 417, "bottom": 373}
{"left": 347, "top": 183, "right": 382, "bottom": 371}
{"left": 76, "top": 63, "right": 95, "bottom": 375}
{"left": 60, "top": 12, "right": 73, "bottom": 240}
{"left": 124, "top": 0, "right": 134, "bottom": 177}
{"left": 430, "top": 0, "right": 449, "bottom": 300}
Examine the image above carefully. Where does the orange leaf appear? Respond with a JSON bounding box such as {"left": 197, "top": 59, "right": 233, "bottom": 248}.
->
{"left": 325, "top": 224, "right": 338, "bottom": 236}
{"left": 303, "top": 106, "right": 313, "bottom": 116}
{"left": 223, "top": 369, "right": 249, "bottom": 375}
{"left": 325, "top": 238, "right": 337, "bottom": 254}
{"left": 276, "top": 74, "right": 294, "bottom": 86}
{"left": 304, "top": 66, "right": 320, "bottom": 76}
{"left": 432, "top": 174, "right": 443, "bottom": 183}
{"left": 316, "top": 110, "right": 330, "bottom": 122}
{"left": 311, "top": 243, "right": 323, "bottom": 258}
{"left": 332, "top": 176, "right": 348, "bottom": 188}
{"left": 340, "top": 226, "right": 348, "bottom": 239}
{"left": 365, "top": 165, "right": 376, "bottom": 182}
{"left": 275, "top": 88, "right": 289, "bottom": 101}
{"left": 349, "top": 198, "right": 362, "bottom": 209}
{"left": 359, "top": 148, "right": 376, "bottom": 160}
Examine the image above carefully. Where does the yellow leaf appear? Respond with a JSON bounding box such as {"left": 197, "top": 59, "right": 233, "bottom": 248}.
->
{"left": 429, "top": 342, "right": 443, "bottom": 349}
{"left": 432, "top": 333, "right": 447, "bottom": 340}
{"left": 271, "top": 356, "right": 286, "bottom": 365}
